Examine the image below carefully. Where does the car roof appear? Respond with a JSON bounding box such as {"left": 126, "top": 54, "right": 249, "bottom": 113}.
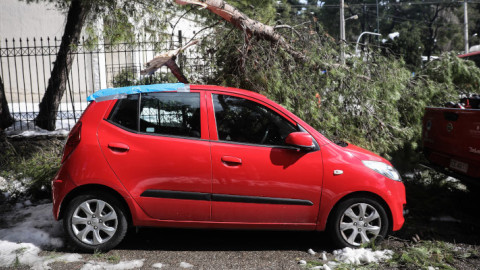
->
{"left": 87, "top": 83, "right": 269, "bottom": 103}
{"left": 191, "top": 84, "right": 269, "bottom": 101}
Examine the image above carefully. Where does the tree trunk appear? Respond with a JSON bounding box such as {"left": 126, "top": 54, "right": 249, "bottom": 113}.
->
{"left": 0, "top": 76, "right": 14, "bottom": 130}
{"left": 175, "top": 0, "right": 305, "bottom": 61}
{"left": 34, "top": 0, "right": 90, "bottom": 130}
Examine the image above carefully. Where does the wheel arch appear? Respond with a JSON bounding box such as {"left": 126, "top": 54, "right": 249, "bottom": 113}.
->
{"left": 58, "top": 184, "right": 133, "bottom": 226}
{"left": 325, "top": 191, "right": 393, "bottom": 233}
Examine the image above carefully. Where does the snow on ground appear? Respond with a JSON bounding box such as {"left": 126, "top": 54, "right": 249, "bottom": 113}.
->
{"left": 5, "top": 120, "right": 71, "bottom": 137}
{"left": 303, "top": 247, "right": 393, "bottom": 269}
{"left": 0, "top": 202, "right": 85, "bottom": 269}
{"left": 332, "top": 247, "right": 393, "bottom": 265}
{"left": 0, "top": 203, "right": 143, "bottom": 269}
{"left": 0, "top": 240, "right": 82, "bottom": 270}
{"left": 152, "top": 262, "right": 164, "bottom": 268}
{"left": 179, "top": 261, "right": 194, "bottom": 268}
{"left": 80, "top": 259, "right": 144, "bottom": 270}
{"left": 0, "top": 203, "right": 64, "bottom": 248}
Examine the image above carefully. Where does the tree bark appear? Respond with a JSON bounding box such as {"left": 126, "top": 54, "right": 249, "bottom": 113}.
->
{"left": 0, "top": 76, "right": 14, "bottom": 130}
{"left": 141, "top": 39, "right": 199, "bottom": 83}
{"left": 175, "top": 0, "right": 305, "bottom": 61}
{"left": 35, "top": 0, "right": 91, "bottom": 130}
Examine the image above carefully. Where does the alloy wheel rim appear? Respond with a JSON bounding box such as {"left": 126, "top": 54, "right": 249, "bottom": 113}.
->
{"left": 339, "top": 203, "right": 382, "bottom": 246}
{"left": 71, "top": 199, "right": 118, "bottom": 245}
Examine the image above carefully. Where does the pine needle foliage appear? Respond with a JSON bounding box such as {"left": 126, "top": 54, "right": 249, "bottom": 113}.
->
{"left": 203, "top": 19, "right": 478, "bottom": 160}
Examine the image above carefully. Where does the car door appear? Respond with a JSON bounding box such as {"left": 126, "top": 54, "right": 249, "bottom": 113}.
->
{"left": 97, "top": 91, "right": 212, "bottom": 221}
{"left": 207, "top": 92, "right": 323, "bottom": 225}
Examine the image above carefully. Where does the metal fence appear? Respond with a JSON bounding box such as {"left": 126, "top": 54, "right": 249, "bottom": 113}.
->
{"left": 0, "top": 31, "right": 215, "bottom": 132}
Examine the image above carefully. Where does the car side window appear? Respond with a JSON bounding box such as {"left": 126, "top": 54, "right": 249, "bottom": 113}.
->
{"left": 108, "top": 94, "right": 139, "bottom": 131}
{"left": 139, "top": 92, "right": 201, "bottom": 138}
{"left": 212, "top": 94, "right": 297, "bottom": 146}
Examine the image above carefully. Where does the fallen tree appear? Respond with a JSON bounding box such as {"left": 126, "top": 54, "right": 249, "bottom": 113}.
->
{"left": 140, "top": 40, "right": 199, "bottom": 82}
{"left": 175, "top": 0, "right": 305, "bottom": 61}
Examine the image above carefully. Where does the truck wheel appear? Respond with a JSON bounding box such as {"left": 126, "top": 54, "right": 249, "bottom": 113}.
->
{"left": 328, "top": 197, "right": 389, "bottom": 248}
{"left": 63, "top": 192, "right": 128, "bottom": 252}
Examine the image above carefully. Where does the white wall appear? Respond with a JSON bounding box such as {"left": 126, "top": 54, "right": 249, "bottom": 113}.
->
{"left": 0, "top": 0, "right": 66, "bottom": 39}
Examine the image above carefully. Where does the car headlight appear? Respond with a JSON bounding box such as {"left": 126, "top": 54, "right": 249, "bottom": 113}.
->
{"left": 362, "top": 160, "right": 402, "bottom": 181}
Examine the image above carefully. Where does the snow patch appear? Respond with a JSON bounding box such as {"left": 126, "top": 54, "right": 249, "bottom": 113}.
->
{"left": 0, "top": 203, "right": 64, "bottom": 248}
{"left": 300, "top": 248, "right": 393, "bottom": 269}
{"left": 81, "top": 259, "right": 145, "bottom": 270}
{"left": 430, "top": 216, "right": 462, "bottom": 223}
{"left": 152, "top": 262, "right": 164, "bottom": 268}
{"left": 332, "top": 247, "right": 393, "bottom": 265}
{"left": 0, "top": 240, "right": 82, "bottom": 269}
{"left": 5, "top": 120, "right": 70, "bottom": 137}
{"left": 180, "top": 262, "right": 193, "bottom": 268}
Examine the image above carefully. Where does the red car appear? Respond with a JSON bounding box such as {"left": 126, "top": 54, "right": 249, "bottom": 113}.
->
{"left": 52, "top": 83, "right": 406, "bottom": 251}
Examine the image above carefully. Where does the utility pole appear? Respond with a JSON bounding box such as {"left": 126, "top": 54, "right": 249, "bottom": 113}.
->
{"left": 376, "top": 0, "right": 380, "bottom": 34}
{"left": 340, "top": 0, "right": 345, "bottom": 64}
{"left": 464, "top": 0, "right": 469, "bottom": 54}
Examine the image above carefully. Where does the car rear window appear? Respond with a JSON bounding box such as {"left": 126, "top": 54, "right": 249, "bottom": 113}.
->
{"left": 108, "top": 94, "right": 139, "bottom": 131}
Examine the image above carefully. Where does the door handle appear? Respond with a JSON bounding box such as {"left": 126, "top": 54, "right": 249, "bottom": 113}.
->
{"left": 108, "top": 142, "right": 130, "bottom": 153}
{"left": 221, "top": 156, "right": 242, "bottom": 166}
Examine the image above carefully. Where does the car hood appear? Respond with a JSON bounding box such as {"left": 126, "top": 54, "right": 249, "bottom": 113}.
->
{"left": 341, "top": 143, "right": 390, "bottom": 164}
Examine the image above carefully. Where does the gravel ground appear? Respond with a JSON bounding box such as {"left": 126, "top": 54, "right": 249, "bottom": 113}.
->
{"left": 48, "top": 228, "right": 331, "bottom": 270}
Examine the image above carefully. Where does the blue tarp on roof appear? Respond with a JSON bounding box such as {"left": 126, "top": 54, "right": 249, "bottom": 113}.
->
{"left": 87, "top": 83, "right": 188, "bottom": 102}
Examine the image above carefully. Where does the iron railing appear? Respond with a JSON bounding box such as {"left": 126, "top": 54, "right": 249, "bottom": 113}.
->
{"left": 0, "top": 31, "right": 215, "bottom": 132}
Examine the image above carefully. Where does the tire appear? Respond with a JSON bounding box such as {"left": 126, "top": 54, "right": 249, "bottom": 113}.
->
{"left": 63, "top": 192, "right": 128, "bottom": 252}
{"left": 328, "top": 197, "right": 389, "bottom": 248}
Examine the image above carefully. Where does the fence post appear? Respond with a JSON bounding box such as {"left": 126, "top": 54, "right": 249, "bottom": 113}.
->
{"left": 178, "top": 30, "right": 184, "bottom": 71}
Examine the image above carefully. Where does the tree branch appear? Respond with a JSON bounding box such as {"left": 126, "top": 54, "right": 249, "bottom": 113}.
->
{"left": 175, "top": 0, "right": 306, "bottom": 62}
{"left": 140, "top": 39, "right": 199, "bottom": 82}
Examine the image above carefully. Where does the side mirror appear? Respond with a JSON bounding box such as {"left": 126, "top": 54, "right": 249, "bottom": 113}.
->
{"left": 285, "top": 132, "right": 314, "bottom": 150}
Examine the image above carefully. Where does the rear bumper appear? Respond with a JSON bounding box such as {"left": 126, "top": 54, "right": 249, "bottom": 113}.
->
{"left": 424, "top": 149, "right": 480, "bottom": 179}
{"left": 51, "top": 169, "right": 77, "bottom": 220}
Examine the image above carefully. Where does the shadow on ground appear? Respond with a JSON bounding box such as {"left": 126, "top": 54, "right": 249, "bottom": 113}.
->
{"left": 393, "top": 172, "right": 480, "bottom": 246}
{"left": 115, "top": 228, "right": 333, "bottom": 252}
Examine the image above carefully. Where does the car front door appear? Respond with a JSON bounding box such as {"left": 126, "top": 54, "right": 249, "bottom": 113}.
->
{"left": 207, "top": 92, "right": 323, "bottom": 225}
{"left": 97, "top": 91, "right": 211, "bottom": 221}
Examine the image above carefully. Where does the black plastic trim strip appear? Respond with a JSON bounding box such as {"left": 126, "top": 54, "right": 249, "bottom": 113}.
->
{"left": 211, "top": 194, "right": 313, "bottom": 206}
{"left": 140, "top": 190, "right": 211, "bottom": 201}
{"left": 140, "top": 189, "right": 313, "bottom": 206}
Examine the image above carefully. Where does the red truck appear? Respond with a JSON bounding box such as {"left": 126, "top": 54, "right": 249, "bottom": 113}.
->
{"left": 423, "top": 51, "right": 480, "bottom": 188}
{"left": 422, "top": 96, "right": 480, "bottom": 187}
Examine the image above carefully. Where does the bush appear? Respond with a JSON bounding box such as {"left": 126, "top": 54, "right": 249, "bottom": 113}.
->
{"left": 0, "top": 137, "right": 63, "bottom": 200}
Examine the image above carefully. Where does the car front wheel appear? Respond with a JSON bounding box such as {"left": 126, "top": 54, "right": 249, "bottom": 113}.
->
{"left": 63, "top": 192, "right": 128, "bottom": 251}
{"left": 328, "top": 197, "right": 389, "bottom": 248}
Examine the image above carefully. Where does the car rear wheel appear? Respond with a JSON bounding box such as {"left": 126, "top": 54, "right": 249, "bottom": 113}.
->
{"left": 328, "top": 197, "right": 389, "bottom": 248}
{"left": 64, "top": 192, "right": 128, "bottom": 252}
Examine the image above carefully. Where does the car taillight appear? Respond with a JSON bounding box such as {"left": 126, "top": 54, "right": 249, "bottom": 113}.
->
{"left": 62, "top": 121, "right": 82, "bottom": 163}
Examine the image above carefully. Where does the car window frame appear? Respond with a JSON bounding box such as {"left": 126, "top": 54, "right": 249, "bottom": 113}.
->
{"left": 104, "top": 91, "right": 209, "bottom": 141}
{"left": 207, "top": 91, "right": 308, "bottom": 149}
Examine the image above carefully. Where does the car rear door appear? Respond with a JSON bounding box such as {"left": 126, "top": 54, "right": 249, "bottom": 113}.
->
{"left": 97, "top": 91, "right": 212, "bottom": 221}
{"left": 207, "top": 91, "right": 323, "bottom": 225}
